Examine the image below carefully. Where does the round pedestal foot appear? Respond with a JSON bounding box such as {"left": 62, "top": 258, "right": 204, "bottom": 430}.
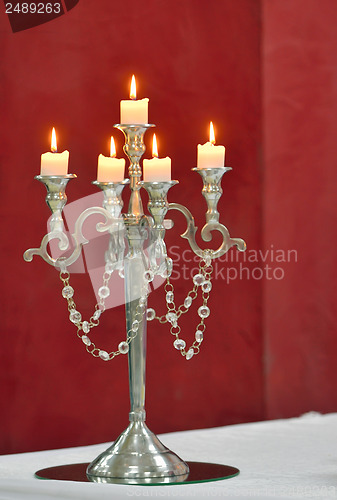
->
{"left": 86, "top": 421, "right": 189, "bottom": 482}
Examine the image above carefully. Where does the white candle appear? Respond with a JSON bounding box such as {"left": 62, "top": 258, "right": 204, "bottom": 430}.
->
{"left": 97, "top": 137, "right": 125, "bottom": 182}
{"left": 120, "top": 75, "right": 149, "bottom": 124}
{"left": 40, "top": 127, "right": 69, "bottom": 175}
{"left": 143, "top": 134, "right": 171, "bottom": 182}
{"left": 197, "top": 121, "right": 225, "bottom": 168}
{"left": 143, "top": 157, "right": 171, "bottom": 182}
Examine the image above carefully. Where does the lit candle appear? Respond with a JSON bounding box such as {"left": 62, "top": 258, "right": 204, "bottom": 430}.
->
{"left": 197, "top": 122, "right": 225, "bottom": 168}
{"left": 120, "top": 75, "right": 149, "bottom": 124}
{"left": 143, "top": 134, "right": 171, "bottom": 182}
{"left": 97, "top": 136, "right": 125, "bottom": 182}
{"left": 40, "top": 127, "right": 69, "bottom": 175}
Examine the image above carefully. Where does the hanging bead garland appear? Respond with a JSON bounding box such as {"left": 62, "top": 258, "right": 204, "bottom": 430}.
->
{"left": 59, "top": 249, "right": 213, "bottom": 362}
{"left": 59, "top": 260, "right": 149, "bottom": 361}
{"left": 147, "top": 250, "right": 214, "bottom": 361}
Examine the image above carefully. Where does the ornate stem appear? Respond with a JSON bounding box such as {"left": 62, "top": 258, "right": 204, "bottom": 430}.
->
{"left": 114, "top": 124, "right": 154, "bottom": 216}
{"left": 124, "top": 220, "right": 148, "bottom": 423}
{"left": 86, "top": 135, "right": 189, "bottom": 482}
{"left": 86, "top": 213, "right": 189, "bottom": 483}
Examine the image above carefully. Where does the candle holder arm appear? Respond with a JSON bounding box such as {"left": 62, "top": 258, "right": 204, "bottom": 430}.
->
{"left": 166, "top": 167, "right": 246, "bottom": 259}
{"left": 23, "top": 206, "right": 116, "bottom": 269}
{"left": 168, "top": 202, "right": 246, "bottom": 259}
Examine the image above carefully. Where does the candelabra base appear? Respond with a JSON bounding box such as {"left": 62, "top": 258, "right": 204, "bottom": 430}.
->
{"left": 86, "top": 421, "right": 190, "bottom": 484}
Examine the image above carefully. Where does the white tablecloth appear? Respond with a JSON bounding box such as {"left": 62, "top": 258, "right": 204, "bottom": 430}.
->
{"left": 0, "top": 412, "right": 336, "bottom": 499}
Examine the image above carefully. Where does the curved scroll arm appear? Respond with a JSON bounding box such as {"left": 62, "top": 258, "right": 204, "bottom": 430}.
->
{"left": 168, "top": 203, "right": 246, "bottom": 259}
{"left": 23, "top": 207, "right": 116, "bottom": 268}
{"left": 23, "top": 230, "right": 70, "bottom": 266}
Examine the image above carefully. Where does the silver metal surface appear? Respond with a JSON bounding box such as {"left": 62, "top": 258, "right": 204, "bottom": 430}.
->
{"left": 140, "top": 180, "right": 178, "bottom": 229}
{"left": 140, "top": 180, "right": 178, "bottom": 275}
{"left": 192, "top": 167, "right": 230, "bottom": 223}
{"left": 35, "top": 174, "right": 77, "bottom": 232}
{"left": 86, "top": 422, "right": 189, "bottom": 483}
{"left": 92, "top": 179, "right": 129, "bottom": 218}
{"left": 92, "top": 179, "right": 130, "bottom": 272}
{"left": 114, "top": 124, "right": 154, "bottom": 216}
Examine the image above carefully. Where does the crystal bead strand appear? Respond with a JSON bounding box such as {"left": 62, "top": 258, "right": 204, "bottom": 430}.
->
{"left": 147, "top": 250, "right": 214, "bottom": 360}
{"left": 59, "top": 261, "right": 149, "bottom": 361}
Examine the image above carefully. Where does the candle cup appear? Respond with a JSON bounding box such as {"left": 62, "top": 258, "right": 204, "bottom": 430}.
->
{"left": 114, "top": 124, "right": 154, "bottom": 173}
{"left": 192, "top": 167, "right": 231, "bottom": 224}
{"left": 92, "top": 179, "right": 130, "bottom": 219}
{"left": 140, "top": 180, "right": 178, "bottom": 230}
{"left": 35, "top": 174, "right": 77, "bottom": 232}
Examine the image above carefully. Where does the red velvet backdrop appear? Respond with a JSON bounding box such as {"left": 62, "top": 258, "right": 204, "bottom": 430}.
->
{"left": 0, "top": 0, "right": 336, "bottom": 456}
{"left": 263, "top": 0, "right": 337, "bottom": 418}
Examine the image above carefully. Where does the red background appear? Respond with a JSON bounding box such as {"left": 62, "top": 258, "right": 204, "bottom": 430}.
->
{"left": 0, "top": 0, "right": 336, "bottom": 455}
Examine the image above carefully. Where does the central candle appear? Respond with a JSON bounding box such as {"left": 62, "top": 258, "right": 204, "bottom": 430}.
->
{"left": 143, "top": 134, "right": 171, "bottom": 182}
{"left": 120, "top": 75, "right": 149, "bottom": 124}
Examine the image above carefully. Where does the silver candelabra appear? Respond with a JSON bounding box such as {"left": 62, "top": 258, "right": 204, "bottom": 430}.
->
{"left": 24, "top": 123, "right": 246, "bottom": 484}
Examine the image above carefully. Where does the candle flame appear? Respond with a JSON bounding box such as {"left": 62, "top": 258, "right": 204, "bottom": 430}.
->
{"left": 130, "top": 75, "right": 137, "bottom": 100}
{"left": 152, "top": 133, "right": 158, "bottom": 158}
{"left": 110, "top": 136, "right": 116, "bottom": 157}
{"left": 51, "top": 127, "right": 57, "bottom": 152}
{"left": 209, "top": 121, "right": 215, "bottom": 144}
